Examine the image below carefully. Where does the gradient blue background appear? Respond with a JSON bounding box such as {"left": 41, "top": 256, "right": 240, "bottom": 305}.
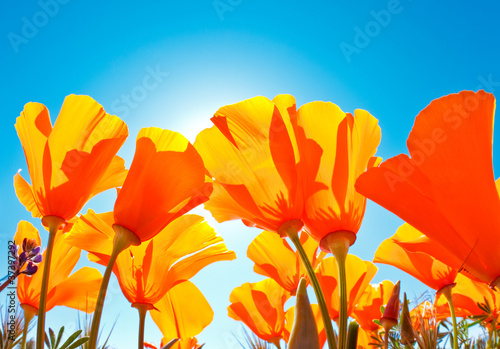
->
{"left": 1, "top": 1, "right": 500, "bottom": 348}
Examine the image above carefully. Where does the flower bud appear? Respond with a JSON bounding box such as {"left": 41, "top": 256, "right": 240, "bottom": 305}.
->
{"left": 30, "top": 246, "right": 41, "bottom": 257}
{"left": 32, "top": 254, "right": 43, "bottom": 264}
{"left": 288, "top": 278, "right": 320, "bottom": 349}
{"left": 400, "top": 293, "right": 415, "bottom": 345}
{"left": 23, "top": 262, "right": 38, "bottom": 276}
{"left": 381, "top": 280, "right": 400, "bottom": 330}
{"left": 19, "top": 251, "right": 27, "bottom": 265}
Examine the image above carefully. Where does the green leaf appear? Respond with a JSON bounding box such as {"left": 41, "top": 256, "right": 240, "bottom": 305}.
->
{"left": 65, "top": 337, "right": 88, "bottom": 349}
{"left": 55, "top": 326, "right": 64, "bottom": 349}
{"left": 59, "top": 330, "right": 83, "bottom": 349}
{"left": 49, "top": 328, "right": 56, "bottom": 349}
{"left": 44, "top": 331, "right": 51, "bottom": 348}
{"left": 161, "top": 339, "right": 179, "bottom": 349}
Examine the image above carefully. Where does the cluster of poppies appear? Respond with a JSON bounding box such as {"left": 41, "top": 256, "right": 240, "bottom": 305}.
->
{"left": 9, "top": 90, "right": 500, "bottom": 349}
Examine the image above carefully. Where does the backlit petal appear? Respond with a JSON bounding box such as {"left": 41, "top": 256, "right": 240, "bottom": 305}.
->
{"left": 297, "top": 102, "right": 381, "bottom": 241}
{"left": 374, "top": 224, "right": 457, "bottom": 291}
{"left": 151, "top": 281, "right": 213, "bottom": 339}
{"left": 47, "top": 267, "right": 102, "bottom": 312}
{"left": 352, "top": 280, "right": 394, "bottom": 331}
{"left": 316, "top": 255, "right": 377, "bottom": 319}
{"left": 356, "top": 91, "right": 500, "bottom": 284}
{"left": 228, "top": 278, "right": 289, "bottom": 341}
{"left": 114, "top": 127, "right": 210, "bottom": 241}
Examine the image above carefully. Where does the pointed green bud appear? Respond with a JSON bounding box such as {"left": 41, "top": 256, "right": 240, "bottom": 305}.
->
{"left": 288, "top": 277, "right": 320, "bottom": 349}
{"left": 400, "top": 293, "right": 416, "bottom": 345}
{"left": 381, "top": 280, "right": 400, "bottom": 330}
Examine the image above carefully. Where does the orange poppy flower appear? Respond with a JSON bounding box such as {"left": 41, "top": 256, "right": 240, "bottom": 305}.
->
{"left": 434, "top": 273, "right": 500, "bottom": 323}
{"left": 114, "top": 127, "right": 213, "bottom": 242}
{"left": 316, "top": 255, "right": 377, "bottom": 320}
{"left": 295, "top": 102, "right": 381, "bottom": 249}
{"left": 356, "top": 90, "right": 500, "bottom": 286}
{"left": 374, "top": 224, "right": 457, "bottom": 292}
{"left": 150, "top": 281, "right": 213, "bottom": 348}
{"left": 194, "top": 95, "right": 309, "bottom": 233}
{"left": 283, "top": 303, "right": 326, "bottom": 348}
{"left": 66, "top": 212, "right": 235, "bottom": 307}
{"left": 14, "top": 221, "right": 102, "bottom": 314}
{"left": 228, "top": 278, "right": 290, "bottom": 345}
{"left": 351, "top": 280, "right": 395, "bottom": 333}
{"left": 247, "top": 230, "right": 326, "bottom": 294}
{"left": 14, "top": 94, "right": 128, "bottom": 222}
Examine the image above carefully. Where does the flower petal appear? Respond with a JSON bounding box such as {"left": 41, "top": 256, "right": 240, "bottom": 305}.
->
{"left": 316, "top": 254, "right": 377, "bottom": 319}
{"left": 374, "top": 224, "right": 457, "bottom": 291}
{"left": 46, "top": 267, "right": 102, "bottom": 312}
{"left": 228, "top": 278, "right": 289, "bottom": 341}
{"left": 114, "top": 127, "right": 210, "bottom": 241}
{"left": 151, "top": 281, "right": 213, "bottom": 339}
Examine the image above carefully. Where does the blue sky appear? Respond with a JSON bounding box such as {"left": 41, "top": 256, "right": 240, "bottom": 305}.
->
{"left": 1, "top": 0, "right": 500, "bottom": 348}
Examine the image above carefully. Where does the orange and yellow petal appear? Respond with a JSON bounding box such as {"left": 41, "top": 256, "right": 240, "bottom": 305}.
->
{"left": 64, "top": 209, "right": 115, "bottom": 263}
{"left": 114, "top": 127, "right": 210, "bottom": 241}
{"left": 352, "top": 280, "right": 394, "bottom": 331}
{"left": 356, "top": 91, "right": 500, "bottom": 284}
{"left": 316, "top": 255, "right": 377, "bottom": 319}
{"left": 228, "top": 278, "right": 289, "bottom": 341}
{"left": 195, "top": 96, "right": 303, "bottom": 232}
{"left": 374, "top": 224, "right": 457, "bottom": 291}
{"left": 46, "top": 267, "right": 102, "bottom": 312}
{"left": 15, "top": 95, "right": 128, "bottom": 220}
{"left": 297, "top": 102, "right": 381, "bottom": 242}
{"left": 151, "top": 281, "right": 213, "bottom": 340}
{"left": 247, "top": 230, "right": 325, "bottom": 293}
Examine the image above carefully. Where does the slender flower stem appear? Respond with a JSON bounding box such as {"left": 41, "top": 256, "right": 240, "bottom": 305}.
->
{"left": 21, "top": 304, "right": 37, "bottom": 349}
{"left": 439, "top": 284, "right": 458, "bottom": 349}
{"left": 88, "top": 224, "right": 140, "bottom": 349}
{"left": 0, "top": 272, "right": 19, "bottom": 293}
{"left": 493, "top": 319, "right": 497, "bottom": 349}
{"left": 325, "top": 232, "right": 352, "bottom": 349}
{"left": 133, "top": 304, "right": 150, "bottom": 349}
{"left": 280, "top": 220, "right": 337, "bottom": 349}
{"left": 36, "top": 215, "right": 65, "bottom": 349}
{"left": 383, "top": 327, "right": 390, "bottom": 349}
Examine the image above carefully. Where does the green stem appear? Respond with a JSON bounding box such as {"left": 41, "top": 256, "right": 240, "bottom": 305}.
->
{"left": 383, "top": 328, "right": 389, "bottom": 349}
{"left": 494, "top": 319, "right": 497, "bottom": 349}
{"left": 0, "top": 272, "right": 19, "bottom": 293}
{"left": 283, "top": 222, "right": 337, "bottom": 349}
{"left": 326, "top": 232, "right": 352, "bottom": 349}
{"left": 88, "top": 224, "right": 140, "bottom": 349}
{"left": 36, "top": 216, "right": 65, "bottom": 349}
{"left": 441, "top": 285, "right": 458, "bottom": 349}
{"left": 135, "top": 305, "right": 148, "bottom": 349}
{"left": 21, "top": 304, "right": 36, "bottom": 349}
